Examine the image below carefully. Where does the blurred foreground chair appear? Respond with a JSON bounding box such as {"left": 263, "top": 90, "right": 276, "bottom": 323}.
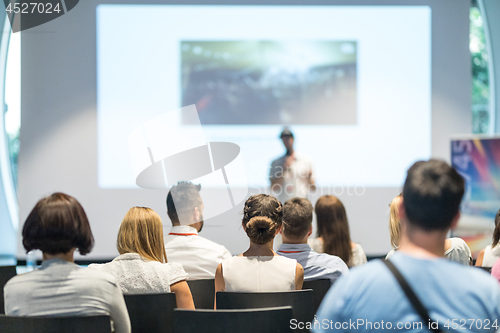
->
{"left": 216, "top": 290, "right": 314, "bottom": 332}
{"left": 302, "top": 279, "right": 331, "bottom": 313}
{"left": 0, "top": 315, "right": 110, "bottom": 333}
{"left": 174, "top": 306, "right": 293, "bottom": 333}
{"left": 0, "top": 266, "right": 17, "bottom": 314}
{"left": 186, "top": 279, "right": 215, "bottom": 309}
{"left": 124, "top": 292, "right": 176, "bottom": 333}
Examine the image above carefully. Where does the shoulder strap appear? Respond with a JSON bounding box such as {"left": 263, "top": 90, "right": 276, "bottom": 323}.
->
{"left": 383, "top": 259, "right": 443, "bottom": 333}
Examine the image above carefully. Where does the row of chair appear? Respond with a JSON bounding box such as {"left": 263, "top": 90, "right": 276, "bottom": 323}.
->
{"left": 0, "top": 265, "right": 330, "bottom": 333}
{"left": 186, "top": 277, "right": 331, "bottom": 311}
{"left": 0, "top": 307, "right": 294, "bottom": 333}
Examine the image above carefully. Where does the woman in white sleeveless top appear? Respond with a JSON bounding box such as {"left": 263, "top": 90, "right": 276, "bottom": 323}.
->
{"left": 215, "top": 194, "right": 304, "bottom": 297}
{"left": 476, "top": 209, "right": 500, "bottom": 267}
{"left": 88, "top": 207, "right": 194, "bottom": 309}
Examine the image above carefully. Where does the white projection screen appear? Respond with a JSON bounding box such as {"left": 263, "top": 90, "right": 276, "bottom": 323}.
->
{"left": 18, "top": 0, "right": 471, "bottom": 260}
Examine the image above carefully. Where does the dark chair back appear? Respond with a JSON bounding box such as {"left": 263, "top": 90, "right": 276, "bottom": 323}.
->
{"left": 0, "top": 315, "right": 111, "bottom": 333}
{"left": 0, "top": 266, "right": 17, "bottom": 314}
{"left": 186, "top": 279, "right": 215, "bottom": 309}
{"left": 302, "top": 279, "right": 331, "bottom": 313}
{"left": 124, "top": 292, "right": 176, "bottom": 333}
{"left": 477, "top": 266, "right": 492, "bottom": 273}
{"left": 174, "top": 306, "right": 293, "bottom": 333}
{"left": 216, "top": 290, "right": 314, "bottom": 332}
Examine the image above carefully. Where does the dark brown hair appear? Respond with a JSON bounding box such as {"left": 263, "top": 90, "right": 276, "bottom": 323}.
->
{"left": 242, "top": 194, "right": 283, "bottom": 244}
{"left": 22, "top": 192, "right": 94, "bottom": 255}
{"left": 492, "top": 209, "right": 500, "bottom": 248}
{"left": 315, "top": 195, "right": 352, "bottom": 266}
{"left": 282, "top": 197, "right": 313, "bottom": 239}
{"left": 403, "top": 159, "right": 464, "bottom": 231}
{"left": 166, "top": 181, "right": 202, "bottom": 225}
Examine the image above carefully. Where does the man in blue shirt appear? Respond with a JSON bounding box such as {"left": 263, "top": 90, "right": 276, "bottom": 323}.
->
{"left": 314, "top": 160, "right": 500, "bottom": 332}
{"left": 278, "top": 197, "right": 349, "bottom": 284}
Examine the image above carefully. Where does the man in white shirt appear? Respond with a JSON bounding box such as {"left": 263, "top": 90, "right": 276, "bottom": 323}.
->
{"left": 165, "top": 181, "right": 232, "bottom": 280}
{"left": 269, "top": 128, "right": 315, "bottom": 204}
{"left": 277, "top": 197, "right": 348, "bottom": 284}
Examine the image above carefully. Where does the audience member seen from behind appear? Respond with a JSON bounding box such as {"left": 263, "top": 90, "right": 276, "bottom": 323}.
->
{"left": 277, "top": 197, "right": 348, "bottom": 284}
{"left": 309, "top": 195, "right": 367, "bottom": 267}
{"left": 88, "top": 207, "right": 194, "bottom": 309}
{"left": 314, "top": 160, "right": 500, "bottom": 333}
{"left": 476, "top": 209, "right": 500, "bottom": 267}
{"left": 386, "top": 194, "right": 472, "bottom": 265}
{"left": 215, "top": 194, "right": 304, "bottom": 296}
{"left": 4, "top": 193, "right": 131, "bottom": 333}
{"left": 165, "top": 182, "right": 231, "bottom": 280}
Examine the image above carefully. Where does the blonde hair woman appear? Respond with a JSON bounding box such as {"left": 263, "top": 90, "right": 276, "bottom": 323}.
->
{"left": 88, "top": 207, "right": 194, "bottom": 309}
{"left": 386, "top": 194, "right": 472, "bottom": 265}
{"left": 385, "top": 194, "right": 403, "bottom": 259}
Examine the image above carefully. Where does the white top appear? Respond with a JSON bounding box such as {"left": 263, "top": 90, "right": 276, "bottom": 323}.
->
{"left": 269, "top": 152, "right": 315, "bottom": 203}
{"left": 445, "top": 237, "right": 472, "bottom": 265}
{"left": 308, "top": 238, "right": 367, "bottom": 267}
{"left": 87, "top": 253, "right": 188, "bottom": 294}
{"left": 386, "top": 238, "right": 473, "bottom": 265}
{"left": 165, "top": 225, "right": 232, "bottom": 280}
{"left": 4, "top": 259, "right": 131, "bottom": 333}
{"left": 222, "top": 256, "right": 297, "bottom": 292}
{"left": 483, "top": 244, "right": 500, "bottom": 267}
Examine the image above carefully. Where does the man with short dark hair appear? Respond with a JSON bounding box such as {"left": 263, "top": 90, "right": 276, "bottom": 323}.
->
{"left": 165, "top": 182, "right": 231, "bottom": 280}
{"left": 314, "top": 160, "right": 500, "bottom": 332}
{"left": 278, "top": 197, "right": 348, "bottom": 284}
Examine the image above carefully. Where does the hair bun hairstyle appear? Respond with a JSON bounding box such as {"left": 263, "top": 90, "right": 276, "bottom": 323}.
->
{"left": 245, "top": 216, "right": 277, "bottom": 245}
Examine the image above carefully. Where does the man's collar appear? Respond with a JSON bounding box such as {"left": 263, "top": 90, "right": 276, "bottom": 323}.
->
{"left": 169, "top": 225, "right": 199, "bottom": 236}
{"left": 277, "top": 243, "right": 311, "bottom": 253}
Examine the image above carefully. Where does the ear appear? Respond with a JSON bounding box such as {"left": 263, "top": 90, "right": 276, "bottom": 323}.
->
{"left": 397, "top": 197, "right": 406, "bottom": 221}
{"left": 193, "top": 207, "right": 200, "bottom": 223}
{"left": 307, "top": 225, "right": 313, "bottom": 237}
{"left": 450, "top": 211, "right": 460, "bottom": 230}
{"left": 276, "top": 224, "right": 282, "bottom": 235}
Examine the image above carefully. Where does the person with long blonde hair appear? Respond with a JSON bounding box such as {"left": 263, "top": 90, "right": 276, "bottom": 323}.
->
{"left": 309, "top": 195, "right": 367, "bottom": 267}
{"left": 88, "top": 207, "right": 194, "bottom": 309}
{"left": 386, "top": 193, "right": 472, "bottom": 265}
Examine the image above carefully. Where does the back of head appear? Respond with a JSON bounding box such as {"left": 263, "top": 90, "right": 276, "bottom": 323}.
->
{"left": 242, "top": 194, "right": 283, "bottom": 244}
{"left": 314, "top": 195, "right": 352, "bottom": 265}
{"left": 282, "top": 197, "right": 313, "bottom": 240}
{"left": 117, "top": 207, "right": 167, "bottom": 263}
{"left": 389, "top": 194, "right": 403, "bottom": 248}
{"left": 403, "top": 159, "right": 464, "bottom": 231}
{"left": 22, "top": 192, "right": 94, "bottom": 255}
{"left": 166, "top": 181, "right": 203, "bottom": 225}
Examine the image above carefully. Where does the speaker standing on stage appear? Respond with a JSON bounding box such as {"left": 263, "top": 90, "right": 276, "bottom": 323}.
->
{"left": 269, "top": 128, "right": 316, "bottom": 204}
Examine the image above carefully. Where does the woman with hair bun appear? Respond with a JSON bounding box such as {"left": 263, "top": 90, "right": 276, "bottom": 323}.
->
{"left": 215, "top": 194, "right": 304, "bottom": 297}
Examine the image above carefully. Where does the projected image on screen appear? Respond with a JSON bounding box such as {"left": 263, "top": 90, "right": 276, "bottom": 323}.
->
{"left": 181, "top": 41, "right": 357, "bottom": 125}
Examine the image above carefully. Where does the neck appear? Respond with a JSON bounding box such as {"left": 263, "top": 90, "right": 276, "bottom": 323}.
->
{"left": 243, "top": 241, "right": 276, "bottom": 256}
{"left": 398, "top": 224, "right": 448, "bottom": 259}
{"left": 282, "top": 235, "right": 308, "bottom": 244}
{"left": 286, "top": 149, "right": 294, "bottom": 156}
{"left": 43, "top": 251, "right": 75, "bottom": 263}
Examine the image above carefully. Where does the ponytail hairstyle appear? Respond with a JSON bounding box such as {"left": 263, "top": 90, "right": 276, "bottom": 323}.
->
{"left": 314, "top": 195, "right": 352, "bottom": 266}
{"left": 242, "top": 194, "right": 283, "bottom": 244}
{"left": 389, "top": 194, "right": 403, "bottom": 248}
{"left": 492, "top": 208, "right": 500, "bottom": 248}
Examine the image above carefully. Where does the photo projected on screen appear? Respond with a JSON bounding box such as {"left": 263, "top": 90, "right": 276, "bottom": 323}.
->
{"left": 97, "top": 5, "right": 431, "bottom": 189}
{"left": 181, "top": 41, "right": 357, "bottom": 125}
